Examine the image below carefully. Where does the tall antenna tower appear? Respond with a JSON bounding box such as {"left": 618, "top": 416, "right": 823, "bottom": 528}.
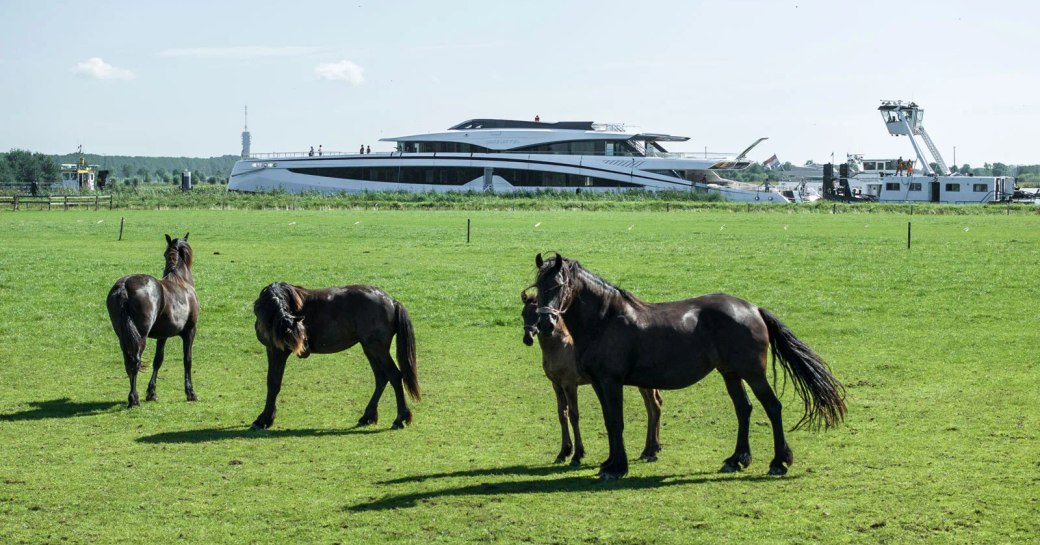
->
{"left": 241, "top": 106, "right": 252, "bottom": 158}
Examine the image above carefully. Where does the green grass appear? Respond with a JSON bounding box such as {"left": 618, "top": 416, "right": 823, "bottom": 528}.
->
{"left": 0, "top": 208, "right": 1037, "bottom": 544}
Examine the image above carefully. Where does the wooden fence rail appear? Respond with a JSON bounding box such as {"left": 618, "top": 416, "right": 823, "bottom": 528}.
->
{"left": 0, "top": 194, "right": 113, "bottom": 211}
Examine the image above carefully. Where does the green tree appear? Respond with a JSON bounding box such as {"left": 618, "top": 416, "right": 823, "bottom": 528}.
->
{"left": 959, "top": 164, "right": 972, "bottom": 175}
{"left": 4, "top": 149, "right": 59, "bottom": 185}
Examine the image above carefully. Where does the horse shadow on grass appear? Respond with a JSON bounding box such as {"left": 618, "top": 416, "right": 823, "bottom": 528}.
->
{"left": 136, "top": 425, "right": 388, "bottom": 444}
{"left": 351, "top": 466, "right": 798, "bottom": 512}
{"left": 0, "top": 398, "right": 121, "bottom": 422}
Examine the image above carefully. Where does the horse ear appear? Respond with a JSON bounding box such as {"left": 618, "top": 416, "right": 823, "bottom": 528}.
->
{"left": 183, "top": 232, "right": 189, "bottom": 240}
{"left": 165, "top": 234, "right": 172, "bottom": 245}
{"left": 551, "top": 253, "right": 564, "bottom": 271}
{"left": 535, "top": 253, "right": 544, "bottom": 268}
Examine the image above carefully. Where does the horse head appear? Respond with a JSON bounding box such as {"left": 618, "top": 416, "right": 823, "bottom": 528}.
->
{"left": 283, "top": 313, "right": 310, "bottom": 358}
{"left": 533, "top": 253, "right": 570, "bottom": 334}
{"left": 520, "top": 289, "right": 538, "bottom": 346}
{"left": 163, "top": 233, "right": 194, "bottom": 275}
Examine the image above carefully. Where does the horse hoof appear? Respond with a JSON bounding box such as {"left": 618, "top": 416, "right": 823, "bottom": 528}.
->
{"left": 186, "top": 393, "right": 198, "bottom": 402}
{"left": 640, "top": 454, "right": 658, "bottom": 463}
{"left": 553, "top": 456, "right": 567, "bottom": 464}
{"left": 390, "top": 421, "right": 406, "bottom": 430}
{"left": 767, "top": 465, "right": 788, "bottom": 476}
{"left": 719, "top": 462, "right": 740, "bottom": 473}
{"left": 356, "top": 416, "right": 378, "bottom": 427}
{"left": 569, "top": 458, "right": 582, "bottom": 468}
{"left": 598, "top": 471, "right": 624, "bottom": 481}
{"left": 146, "top": 393, "right": 158, "bottom": 402}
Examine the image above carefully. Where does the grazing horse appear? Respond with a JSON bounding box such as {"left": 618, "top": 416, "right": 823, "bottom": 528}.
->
{"left": 106, "top": 234, "right": 199, "bottom": 408}
{"left": 532, "top": 253, "right": 846, "bottom": 479}
{"left": 521, "top": 291, "right": 664, "bottom": 466}
{"left": 250, "top": 282, "right": 419, "bottom": 430}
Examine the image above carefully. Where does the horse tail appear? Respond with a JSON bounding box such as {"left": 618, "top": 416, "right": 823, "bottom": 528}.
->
{"left": 107, "top": 283, "right": 143, "bottom": 360}
{"left": 394, "top": 300, "right": 420, "bottom": 402}
{"left": 758, "top": 307, "right": 847, "bottom": 431}
{"left": 254, "top": 282, "right": 307, "bottom": 357}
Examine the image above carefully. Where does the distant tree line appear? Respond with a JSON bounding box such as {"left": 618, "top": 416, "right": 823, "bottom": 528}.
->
{"left": 0, "top": 149, "right": 240, "bottom": 188}
{"left": 3, "top": 148, "right": 1040, "bottom": 190}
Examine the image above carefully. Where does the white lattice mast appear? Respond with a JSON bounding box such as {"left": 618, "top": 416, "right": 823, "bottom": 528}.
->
{"left": 878, "top": 100, "right": 950, "bottom": 176}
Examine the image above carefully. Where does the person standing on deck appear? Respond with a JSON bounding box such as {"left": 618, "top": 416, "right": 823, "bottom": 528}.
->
{"left": 896, "top": 157, "right": 905, "bottom": 176}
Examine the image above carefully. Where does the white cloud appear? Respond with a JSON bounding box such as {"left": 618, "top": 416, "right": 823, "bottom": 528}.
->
{"left": 159, "top": 46, "right": 322, "bottom": 59}
{"left": 315, "top": 60, "right": 364, "bottom": 85}
{"left": 74, "top": 57, "right": 135, "bottom": 80}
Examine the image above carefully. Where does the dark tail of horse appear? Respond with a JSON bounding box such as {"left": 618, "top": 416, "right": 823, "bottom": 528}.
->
{"left": 394, "top": 300, "right": 420, "bottom": 402}
{"left": 759, "top": 308, "right": 846, "bottom": 431}
{"left": 107, "top": 285, "right": 143, "bottom": 361}
{"left": 254, "top": 282, "right": 307, "bottom": 357}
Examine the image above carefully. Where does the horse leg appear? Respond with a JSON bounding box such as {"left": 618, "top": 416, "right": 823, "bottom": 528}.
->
{"left": 638, "top": 388, "right": 663, "bottom": 462}
{"left": 357, "top": 358, "right": 388, "bottom": 427}
{"left": 746, "top": 376, "right": 793, "bottom": 475}
{"left": 145, "top": 338, "right": 166, "bottom": 401}
{"left": 562, "top": 383, "right": 584, "bottom": 466}
{"left": 121, "top": 330, "right": 146, "bottom": 408}
{"left": 550, "top": 382, "right": 573, "bottom": 463}
{"left": 124, "top": 352, "right": 143, "bottom": 408}
{"left": 251, "top": 347, "right": 288, "bottom": 430}
{"left": 362, "top": 344, "right": 411, "bottom": 429}
{"left": 182, "top": 327, "right": 198, "bottom": 401}
{"left": 591, "top": 380, "right": 627, "bottom": 480}
{"left": 720, "top": 372, "right": 754, "bottom": 472}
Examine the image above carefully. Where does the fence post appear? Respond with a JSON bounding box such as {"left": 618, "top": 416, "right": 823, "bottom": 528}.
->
{"left": 64, "top": 196, "right": 68, "bottom": 211}
{"left": 907, "top": 222, "right": 911, "bottom": 249}
{"left": 118, "top": 217, "right": 125, "bottom": 241}
{"left": 95, "top": 195, "right": 99, "bottom": 211}
{"left": 467, "top": 218, "right": 471, "bottom": 243}
{"left": 13, "top": 195, "right": 18, "bottom": 211}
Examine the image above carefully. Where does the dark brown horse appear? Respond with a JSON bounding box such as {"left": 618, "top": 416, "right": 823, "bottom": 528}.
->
{"left": 521, "top": 291, "right": 664, "bottom": 466}
{"left": 250, "top": 282, "right": 419, "bottom": 430}
{"left": 532, "top": 253, "right": 846, "bottom": 479}
{"left": 106, "top": 234, "right": 199, "bottom": 408}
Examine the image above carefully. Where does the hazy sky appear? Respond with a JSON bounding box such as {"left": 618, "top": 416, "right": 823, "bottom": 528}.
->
{"left": 2, "top": 0, "right": 1037, "bottom": 167}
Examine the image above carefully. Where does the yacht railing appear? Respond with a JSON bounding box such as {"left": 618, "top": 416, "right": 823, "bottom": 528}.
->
{"left": 248, "top": 149, "right": 739, "bottom": 160}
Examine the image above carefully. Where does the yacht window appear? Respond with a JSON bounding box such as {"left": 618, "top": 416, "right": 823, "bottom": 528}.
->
{"left": 945, "top": 183, "right": 961, "bottom": 191}
{"left": 885, "top": 182, "right": 900, "bottom": 191}
{"left": 972, "top": 183, "right": 988, "bottom": 192}
{"left": 864, "top": 161, "right": 877, "bottom": 170}
{"left": 909, "top": 183, "right": 922, "bottom": 191}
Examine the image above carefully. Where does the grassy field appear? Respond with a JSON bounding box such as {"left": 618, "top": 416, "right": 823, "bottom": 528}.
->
{"left": 0, "top": 207, "right": 1037, "bottom": 544}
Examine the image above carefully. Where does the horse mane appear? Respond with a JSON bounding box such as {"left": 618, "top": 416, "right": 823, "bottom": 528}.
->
{"left": 163, "top": 239, "right": 194, "bottom": 278}
{"left": 563, "top": 258, "right": 647, "bottom": 310}
{"left": 254, "top": 282, "right": 308, "bottom": 356}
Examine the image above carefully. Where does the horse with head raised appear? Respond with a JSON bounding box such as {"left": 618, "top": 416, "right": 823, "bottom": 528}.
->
{"left": 521, "top": 290, "right": 663, "bottom": 466}
{"left": 106, "top": 234, "right": 199, "bottom": 408}
{"left": 532, "top": 253, "right": 846, "bottom": 479}
{"left": 250, "top": 282, "right": 419, "bottom": 430}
